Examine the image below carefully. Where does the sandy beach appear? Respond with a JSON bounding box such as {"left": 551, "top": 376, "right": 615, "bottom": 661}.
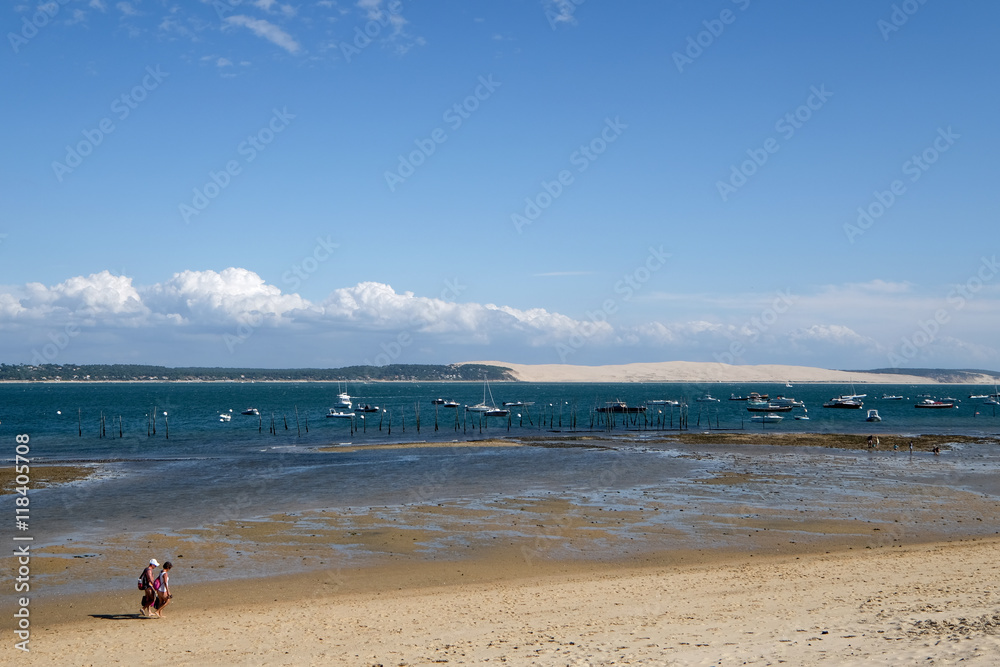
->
{"left": 15, "top": 538, "right": 1000, "bottom": 666}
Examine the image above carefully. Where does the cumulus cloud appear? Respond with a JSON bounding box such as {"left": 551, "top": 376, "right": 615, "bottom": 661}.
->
{"left": 1, "top": 269, "right": 997, "bottom": 369}
{"left": 143, "top": 268, "right": 313, "bottom": 325}
{"left": 224, "top": 15, "right": 301, "bottom": 53}
{"left": 19, "top": 271, "right": 148, "bottom": 320}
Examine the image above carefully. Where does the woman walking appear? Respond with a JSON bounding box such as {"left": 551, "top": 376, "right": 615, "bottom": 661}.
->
{"left": 151, "top": 561, "right": 173, "bottom": 618}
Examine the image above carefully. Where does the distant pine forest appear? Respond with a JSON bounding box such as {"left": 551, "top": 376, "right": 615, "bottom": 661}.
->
{"left": 0, "top": 363, "right": 515, "bottom": 383}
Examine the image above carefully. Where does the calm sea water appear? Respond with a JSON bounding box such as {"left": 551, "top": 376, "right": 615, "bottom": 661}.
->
{"left": 3, "top": 381, "right": 999, "bottom": 593}
{"left": 2, "top": 381, "right": 997, "bottom": 460}
{"left": 1, "top": 382, "right": 996, "bottom": 541}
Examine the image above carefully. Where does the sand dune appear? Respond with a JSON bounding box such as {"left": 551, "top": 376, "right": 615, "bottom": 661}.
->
{"left": 464, "top": 360, "right": 948, "bottom": 384}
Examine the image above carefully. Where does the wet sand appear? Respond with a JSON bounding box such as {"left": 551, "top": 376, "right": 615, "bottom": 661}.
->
{"left": 0, "top": 464, "right": 96, "bottom": 495}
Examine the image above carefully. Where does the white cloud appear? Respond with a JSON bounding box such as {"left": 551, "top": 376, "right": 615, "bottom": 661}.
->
{"left": 217, "top": 57, "right": 233, "bottom": 66}
{"left": 143, "top": 268, "right": 312, "bottom": 325}
{"left": 1, "top": 270, "right": 997, "bottom": 369}
{"left": 116, "top": 1, "right": 138, "bottom": 16}
{"left": 224, "top": 14, "right": 301, "bottom": 54}
{"left": 788, "top": 324, "right": 874, "bottom": 346}
{"left": 89, "top": 0, "right": 107, "bottom": 10}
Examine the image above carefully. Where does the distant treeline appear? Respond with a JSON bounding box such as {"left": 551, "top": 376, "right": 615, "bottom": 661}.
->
{"left": 844, "top": 368, "right": 999, "bottom": 383}
{"left": 0, "top": 363, "right": 516, "bottom": 383}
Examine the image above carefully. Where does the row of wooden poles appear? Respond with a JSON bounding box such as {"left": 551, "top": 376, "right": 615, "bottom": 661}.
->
{"left": 80, "top": 402, "right": 719, "bottom": 439}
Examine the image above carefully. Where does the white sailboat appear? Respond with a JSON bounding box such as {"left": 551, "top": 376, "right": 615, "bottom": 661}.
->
{"left": 467, "top": 378, "right": 509, "bottom": 416}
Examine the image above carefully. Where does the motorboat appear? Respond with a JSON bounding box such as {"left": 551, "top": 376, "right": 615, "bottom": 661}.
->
{"left": 219, "top": 411, "right": 232, "bottom": 422}
{"left": 353, "top": 404, "right": 380, "bottom": 413}
{"left": 431, "top": 398, "right": 446, "bottom": 405}
{"left": 333, "top": 391, "right": 352, "bottom": 411}
{"left": 648, "top": 399, "right": 681, "bottom": 406}
{"left": 325, "top": 408, "right": 354, "bottom": 419}
{"left": 502, "top": 401, "right": 524, "bottom": 407}
{"left": 443, "top": 400, "right": 460, "bottom": 408}
{"left": 770, "top": 396, "right": 804, "bottom": 408}
{"left": 881, "top": 394, "right": 904, "bottom": 400}
{"left": 241, "top": 408, "right": 259, "bottom": 416}
{"left": 866, "top": 409, "right": 881, "bottom": 422}
{"left": 823, "top": 397, "right": 864, "bottom": 409}
{"left": 750, "top": 414, "right": 783, "bottom": 423}
{"left": 696, "top": 394, "right": 720, "bottom": 402}
{"left": 969, "top": 394, "right": 988, "bottom": 399}
{"left": 595, "top": 400, "right": 645, "bottom": 414}
{"left": 794, "top": 409, "right": 810, "bottom": 420}
{"left": 746, "top": 402, "right": 793, "bottom": 412}
{"left": 915, "top": 399, "right": 955, "bottom": 409}
{"left": 485, "top": 408, "right": 510, "bottom": 417}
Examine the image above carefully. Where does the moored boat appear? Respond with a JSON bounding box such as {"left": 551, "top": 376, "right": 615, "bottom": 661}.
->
{"left": 866, "top": 409, "right": 881, "bottom": 422}
{"left": 746, "top": 402, "right": 793, "bottom": 413}
{"left": 751, "top": 413, "right": 783, "bottom": 423}
{"left": 595, "top": 400, "right": 646, "bottom": 414}
{"left": 915, "top": 399, "right": 955, "bottom": 409}
{"left": 823, "top": 397, "right": 864, "bottom": 409}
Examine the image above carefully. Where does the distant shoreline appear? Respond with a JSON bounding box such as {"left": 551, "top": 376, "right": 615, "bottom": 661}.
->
{"left": 2, "top": 360, "right": 996, "bottom": 384}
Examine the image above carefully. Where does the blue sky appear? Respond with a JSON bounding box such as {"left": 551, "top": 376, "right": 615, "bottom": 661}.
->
{"left": 1, "top": 0, "right": 998, "bottom": 370}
